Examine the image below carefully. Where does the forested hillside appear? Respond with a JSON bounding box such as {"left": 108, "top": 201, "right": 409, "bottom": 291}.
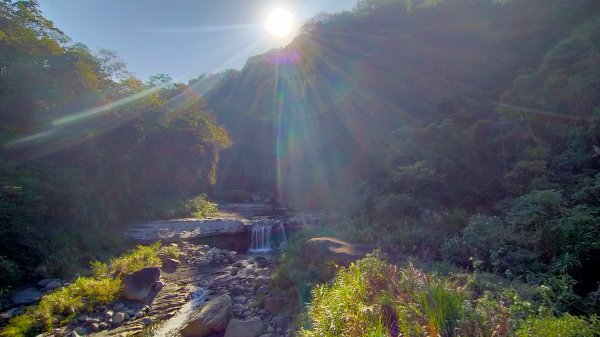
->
{"left": 0, "top": 1, "right": 230, "bottom": 289}
{"left": 206, "top": 0, "right": 600, "bottom": 315}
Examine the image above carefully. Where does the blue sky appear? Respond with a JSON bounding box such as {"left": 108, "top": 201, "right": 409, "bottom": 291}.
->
{"left": 38, "top": 0, "right": 357, "bottom": 82}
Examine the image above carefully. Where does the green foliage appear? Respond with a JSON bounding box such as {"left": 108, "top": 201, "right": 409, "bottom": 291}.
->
{"left": 0, "top": 243, "right": 164, "bottom": 337}
{"left": 177, "top": 195, "right": 218, "bottom": 218}
{"left": 514, "top": 314, "right": 600, "bottom": 337}
{"left": 107, "top": 242, "right": 162, "bottom": 276}
{"left": 0, "top": 0, "right": 230, "bottom": 288}
{"left": 300, "top": 254, "right": 518, "bottom": 337}
{"left": 158, "top": 244, "right": 181, "bottom": 260}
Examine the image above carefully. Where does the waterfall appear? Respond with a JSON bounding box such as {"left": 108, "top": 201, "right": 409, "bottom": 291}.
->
{"left": 249, "top": 219, "right": 287, "bottom": 252}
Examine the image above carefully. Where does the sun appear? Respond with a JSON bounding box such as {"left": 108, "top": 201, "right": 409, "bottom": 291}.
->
{"left": 265, "top": 8, "right": 294, "bottom": 38}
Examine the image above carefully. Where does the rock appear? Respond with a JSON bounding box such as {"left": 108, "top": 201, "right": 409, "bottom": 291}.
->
{"left": 112, "top": 302, "right": 125, "bottom": 311}
{"left": 197, "top": 258, "right": 211, "bottom": 267}
{"left": 44, "top": 279, "right": 63, "bottom": 290}
{"left": 303, "top": 237, "right": 369, "bottom": 267}
{"left": 181, "top": 294, "right": 232, "bottom": 337}
{"left": 272, "top": 314, "right": 291, "bottom": 328}
{"left": 96, "top": 305, "right": 107, "bottom": 313}
{"left": 135, "top": 311, "right": 146, "bottom": 319}
{"left": 253, "top": 276, "right": 270, "bottom": 290}
{"left": 154, "top": 279, "right": 166, "bottom": 292}
{"left": 66, "top": 331, "right": 80, "bottom": 337}
{"left": 89, "top": 323, "right": 99, "bottom": 331}
{"left": 161, "top": 258, "right": 180, "bottom": 273}
{"left": 231, "top": 285, "right": 246, "bottom": 295}
{"left": 113, "top": 312, "right": 125, "bottom": 325}
{"left": 38, "top": 278, "right": 60, "bottom": 288}
{"left": 256, "top": 285, "right": 269, "bottom": 296}
{"left": 122, "top": 267, "right": 161, "bottom": 302}
{"left": 263, "top": 298, "right": 286, "bottom": 315}
{"left": 253, "top": 257, "right": 269, "bottom": 268}
{"left": 224, "top": 317, "right": 265, "bottom": 337}
{"left": 105, "top": 310, "right": 114, "bottom": 319}
{"left": 11, "top": 287, "right": 43, "bottom": 305}
{"left": 98, "top": 322, "right": 108, "bottom": 330}
{"left": 142, "top": 317, "right": 152, "bottom": 325}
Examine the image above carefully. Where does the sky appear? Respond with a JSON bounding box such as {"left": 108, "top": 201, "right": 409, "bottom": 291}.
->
{"left": 38, "top": 0, "right": 358, "bottom": 82}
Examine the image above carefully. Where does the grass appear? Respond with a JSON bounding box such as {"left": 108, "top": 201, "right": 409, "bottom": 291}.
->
{"left": 514, "top": 314, "right": 600, "bottom": 337}
{"left": 298, "top": 252, "right": 600, "bottom": 337}
{"left": 0, "top": 242, "right": 167, "bottom": 337}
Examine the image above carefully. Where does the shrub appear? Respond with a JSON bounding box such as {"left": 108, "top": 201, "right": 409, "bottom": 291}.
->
{"left": 176, "top": 195, "right": 218, "bottom": 218}
{"left": 300, "top": 253, "right": 507, "bottom": 337}
{"left": 514, "top": 314, "right": 600, "bottom": 337}
{"left": 108, "top": 242, "right": 162, "bottom": 275}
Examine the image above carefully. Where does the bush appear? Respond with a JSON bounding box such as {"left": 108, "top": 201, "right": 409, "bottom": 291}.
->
{"left": 300, "top": 253, "right": 512, "bottom": 337}
{"left": 514, "top": 314, "right": 600, "bottom": 337}
{"left": 176, "top": 195, "right": 218, "bottom": 218}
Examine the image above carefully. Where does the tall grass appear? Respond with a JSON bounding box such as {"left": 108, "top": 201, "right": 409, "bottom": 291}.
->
{"left": 300, "top": 253, "right": 524, "bottom": 337}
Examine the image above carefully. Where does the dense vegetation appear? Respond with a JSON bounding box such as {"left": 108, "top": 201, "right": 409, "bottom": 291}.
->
{"left": 2, "top": 0, "right": 600, "bottom": 335}
{"left": 0, "top": 0, "right": 229, "bottom": 290}
{"left": 207, "top": 0, "right": 600, "bottom": 320}
{"left": 1, "top": 242, "right": 178, "bottom": 337}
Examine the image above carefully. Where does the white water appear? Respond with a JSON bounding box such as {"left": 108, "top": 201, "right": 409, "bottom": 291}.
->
{"left": 145, "top": 287, "right": 208, "bottom": 337}
{"left": 249, "top": 220, "right": 287, "bottom": 253}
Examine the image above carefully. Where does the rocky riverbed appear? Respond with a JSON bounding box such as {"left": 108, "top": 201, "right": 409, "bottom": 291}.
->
{"left": 46, "top": 242, "right": 293, "bottom": 337}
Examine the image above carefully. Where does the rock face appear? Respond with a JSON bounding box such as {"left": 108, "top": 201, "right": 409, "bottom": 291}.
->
{"left": 122, "top": 267, "right": 161, "bottom": 302}
{"left": 127, "top": 218, "right": 249, "bottom": 242}
{"left": 181, "top": 294, "right": 232, "bottom": 337}
{"left": 224, "top": 316, "right": 265, "bottom": 337}
{"left": 303, "top": 237, "right": 368, "bottom": 267}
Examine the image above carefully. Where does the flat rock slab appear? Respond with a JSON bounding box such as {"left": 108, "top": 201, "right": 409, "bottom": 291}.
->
{"left": 127, "top": 218, "right": 249, "bottom": 242}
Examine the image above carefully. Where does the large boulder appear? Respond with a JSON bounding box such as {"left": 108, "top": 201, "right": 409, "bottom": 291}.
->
{"left": 181, "top": 294, "right": 232, "bottom": 337}
{"left": 224, "top": 317, "right": 265, "bottom": 337}
{"left": 161, "top": 258, "right": 180, "bottom": 273}
{"left": 122, "top": 267, "right": 161, "bottom": 302}
{"left": 303, "top": 237, "right": 369, "bottom": 267}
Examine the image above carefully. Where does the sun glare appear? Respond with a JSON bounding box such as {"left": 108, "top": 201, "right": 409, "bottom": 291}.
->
{"left": 265, "top": 8, "right": 294, "bottom": 38}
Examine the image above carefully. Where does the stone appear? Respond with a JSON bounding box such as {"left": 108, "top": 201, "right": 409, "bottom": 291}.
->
{"left": 256, "top": 285, "right": 269, "bottom": 296}
{"left": 161, "top": 258, "right": 180, "bottom": 273}
{"left": 113, "top": 312, "right": 125, "bottom": 325}
{"left": 135, "top": 311, "right": 146, "bottom": 319}
{"left": 66, "top": 331, "right": 80, "bottom": 337}
{"left": 263, "top": 298, "right": 286, "bottom": 315}
{"left": 38, "top": 278, "right": 60, "bottom": 288}
{"left": 89, "top": 323, "right": 99, "bottom": 331}
{"left": 11, "top": 287, "right": 43, "bottom": 305}
{"left": 122, "top": 267, "right": 161, "bottom": 302}
{"left": 105, "top": 310, "right": 114, "bottom": 319}
{"left": 253, "top": 276, "right": 270, "bottom": 291}
{"left": 112, "top": 302, "right": 125, "bottom": 311}
{"left": 98, "top": 322, "right": 108, "bottom": 330}
{"left": 224, "top": 317, "right": 265, "bottom": 337}
{"left": 154, "top": 279, "right": 166, "bottom": 292}
{"left": 181, "top": 294, "right": 232, "bottom": 337}
{"left": 303, "top": 237, "right": 370, "bottom": 267}
{"left": 142, "top": 317, "right": 152, "bottom": 325}
{"left": 231, "top": 285, "right": 246, "bottom": 295}
{"left": 253, "top": 257, "right": 269, "bottom": 268}
{"left": 44, "top": 279, "right": 63, "bottom": 290}
{"left": 96, "top": 305, "right": 107, "bottom": 313}
{"left": 272, "top": 314, "right": 291, "bottom": 328}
